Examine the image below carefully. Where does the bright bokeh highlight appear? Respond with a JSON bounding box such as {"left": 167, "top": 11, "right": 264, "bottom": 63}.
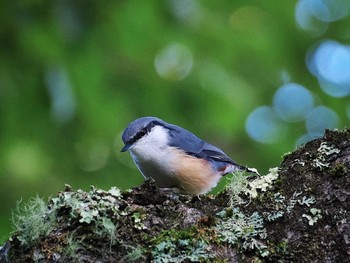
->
{"left": 154, "top": 43, "right": 193, "bottom": 81}
{"left": 273, "top": 83, "right": 314, "bottom": 122}
{"left": 295, "top": 0, "right": 350, "bottom": 34}
{"left": 307, "top": 40, "right": 350, "bottom": 97}
{"left": 306, "top": 106, "right": 340, "bottom": 136}
{"left": 245, "top": 106, "right": 286, "bottom": 144}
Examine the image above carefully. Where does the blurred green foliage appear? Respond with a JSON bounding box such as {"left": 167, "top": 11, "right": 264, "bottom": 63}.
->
{"left": 1, "top": 0, "right": 349, "bottom": 239}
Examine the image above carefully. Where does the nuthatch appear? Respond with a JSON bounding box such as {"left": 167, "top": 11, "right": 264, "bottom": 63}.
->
{"left": 121, "top": 117, "right": 257, "bottom": 194}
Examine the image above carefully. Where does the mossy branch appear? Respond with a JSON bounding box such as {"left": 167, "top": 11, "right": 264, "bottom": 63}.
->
{"left": 1, "top": 129, "right": 349, "bottom": 262}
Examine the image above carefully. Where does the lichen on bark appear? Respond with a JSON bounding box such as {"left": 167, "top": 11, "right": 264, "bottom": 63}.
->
{"left": 1, "top": 129, "right": 349, "bottom": 262}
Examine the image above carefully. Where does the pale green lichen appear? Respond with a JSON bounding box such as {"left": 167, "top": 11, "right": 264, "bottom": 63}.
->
{"left": 108, "top": 186, "right": 122, "bottom": 198}
{"left": 62, "top": 234, "right": 81, "bottom": 261}
{"left": 131, "top": 212, "right": 146, "bottom": 230}
{"left": 318, "top": 142, "right": 341, "bottom": 156}
{"left": 94, "top": 217, "right": 117, "bottom": 249}
{"left": 216, "top": 208, "right": 267, "bottom": 252}
{"left": 151, "top": 230, "right": 213, "bottom": 263}
{"left": 292, "top": 159, "right": 306, "bottom": 167}
{"left": 265, "top": 191, "right": 317, "bottom": 222}
{"left": 274, "top": 193, "right": 285, "bottom": 203}
{"left": 286, "top": 191, "right": 302, "bottom": 213}
{"left": 122, "top": 244, "right": 146, "bottom": 262}
{"left": 281, "top": 151, "right": 292, "bottom": 159}
{"left": 257, "top": 186, "right": 319, "bottom": 226}
{"left": 11, "top": 195, "right": 55, "bottom": 247}
{"left": 298, "top": 196, "right": 316, "bottom": 207}
{"left": 244, "top": 167, "right": 279, "bottom": 199}
{"left": 225, "top": 170, "right": 250, "bottom": 206}
{"left": 266, "top": 211, "right": 284, "bottom": 222}
{"left": 226, "top": 168, "right": 279, "bottom": 205}
{"left": 313, "top": 142, "right": 341, "bottom": 170}
{"left": 152, "top": 239, "right": 211, "bottom": 263}
{"left": 302, "top": 208, "right": 322, "bottom": 226}
{"left": 51, "top": 186, "right": 122, "bottom": 222}
{"left": 51, "top": 185, "right": 122, "bottom": 248}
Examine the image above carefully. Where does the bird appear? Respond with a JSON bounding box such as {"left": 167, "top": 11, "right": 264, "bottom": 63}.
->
{"left": 121, "top": 116, "right": 258, "bottom": 195}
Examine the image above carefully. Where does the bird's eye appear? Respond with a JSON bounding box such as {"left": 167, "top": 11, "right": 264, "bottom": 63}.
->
{"left": 133, "top": 129, "right": 147, "bottom": 142}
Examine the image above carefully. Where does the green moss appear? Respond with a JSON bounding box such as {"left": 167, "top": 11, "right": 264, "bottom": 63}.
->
{"left": 277, "top": 241, "right": 288, "bottom": 252}
{"left": 267, "top": 240, "right": 289, "bottom": 257}
{"left": 330, "top": 163, "right": 348, "bottom": 177}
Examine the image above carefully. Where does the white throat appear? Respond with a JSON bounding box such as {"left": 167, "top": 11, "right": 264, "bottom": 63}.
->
{"left": 129, "top": 125, "right": 170, "bottom": 162}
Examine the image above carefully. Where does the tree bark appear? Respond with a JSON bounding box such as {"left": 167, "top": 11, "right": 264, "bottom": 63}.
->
{"left": 1, "top": 129, "right": 349, "bottom": 262}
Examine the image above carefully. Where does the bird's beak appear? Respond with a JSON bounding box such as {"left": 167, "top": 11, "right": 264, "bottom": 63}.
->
{"left": 121, "top": 144, "right": 131, "bottom": 152}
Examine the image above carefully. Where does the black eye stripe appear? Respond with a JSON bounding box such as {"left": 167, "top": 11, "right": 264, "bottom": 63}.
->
{"left": 128, "top": 121, "right": 160, "bottom": 145}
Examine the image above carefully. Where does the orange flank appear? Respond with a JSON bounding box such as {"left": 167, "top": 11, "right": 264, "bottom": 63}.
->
{"left": 169, "top": 148, "right": 221, "bottom": 194}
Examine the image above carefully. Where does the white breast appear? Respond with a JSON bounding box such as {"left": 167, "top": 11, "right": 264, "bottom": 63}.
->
{"left": 129, "top": 126, "right": 179, "bottom": 187}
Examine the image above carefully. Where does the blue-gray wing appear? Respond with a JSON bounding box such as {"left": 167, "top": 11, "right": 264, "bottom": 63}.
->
{"left": 166, "top": 124, "right": 236, "bottom": 165}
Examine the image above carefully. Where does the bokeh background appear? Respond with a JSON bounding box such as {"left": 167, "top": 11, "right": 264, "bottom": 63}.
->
{"left": 1, "top": 0, "right": 349, "bottom": 240}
